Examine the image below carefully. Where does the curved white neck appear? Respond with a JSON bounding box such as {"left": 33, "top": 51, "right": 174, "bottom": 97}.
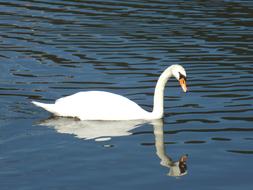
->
{"left": 150, "top": 66, "right": 173, "bottom": 119}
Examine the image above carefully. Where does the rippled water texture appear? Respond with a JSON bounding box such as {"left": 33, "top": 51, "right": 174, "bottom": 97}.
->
{"left": 0, "top": 1, "right": 253, "bottom": 190}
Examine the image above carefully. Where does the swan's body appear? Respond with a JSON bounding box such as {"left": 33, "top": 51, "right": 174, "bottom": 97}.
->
{"left": 32, "top": 64, "right": 187, "bottom": 120}
{"left": 33, "top": 91, "right": 151, "bottom": 120}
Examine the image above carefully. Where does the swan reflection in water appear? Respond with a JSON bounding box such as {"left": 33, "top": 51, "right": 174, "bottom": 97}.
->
{"left": 38, "top": 117, "right": 188, "bottom": 177}
{"left": 153, "top": 120, "right": 188, "bottom": 177}
{"left": 38, "top": 117, "right": 145, "bottom": 141}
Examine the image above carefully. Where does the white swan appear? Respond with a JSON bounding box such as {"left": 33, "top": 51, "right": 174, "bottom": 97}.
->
{"left": 32, "top": 64, "right": 187, "bottom": 120}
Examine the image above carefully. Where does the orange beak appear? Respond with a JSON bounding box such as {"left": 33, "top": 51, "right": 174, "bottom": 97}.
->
{"left": 179, "top": 78, "right": 188, "bottom": 92}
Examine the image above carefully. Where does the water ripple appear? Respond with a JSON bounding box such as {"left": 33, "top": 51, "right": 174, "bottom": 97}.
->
{"left": 1, "top": 0, "right": 253, "bottom": 188}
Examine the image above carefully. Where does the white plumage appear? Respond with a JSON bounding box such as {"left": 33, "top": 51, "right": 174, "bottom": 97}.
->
{"left": 33, "top": 91, "right": 149, "bottom": 120}
{"left": 32, "top": 64, "right": 187, "bottom": 120}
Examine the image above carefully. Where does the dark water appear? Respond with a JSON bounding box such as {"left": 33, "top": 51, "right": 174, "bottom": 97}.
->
{"left": 1, "top": 0, "right": 253, "bottom": 189}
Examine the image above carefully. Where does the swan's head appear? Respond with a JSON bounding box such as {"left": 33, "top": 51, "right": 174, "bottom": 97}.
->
{"left": 171, "top": 65, "right": 188, "bottom": 92}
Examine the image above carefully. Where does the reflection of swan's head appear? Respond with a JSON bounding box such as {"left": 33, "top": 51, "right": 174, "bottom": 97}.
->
{"left": 153, "top": 121, "right": 189, "bottom": 177}
{"left": 171, "top": 64, "right": 187, "bottom": 92}
{"left": 168, "top": 154, "right": 188, "bottom": 177}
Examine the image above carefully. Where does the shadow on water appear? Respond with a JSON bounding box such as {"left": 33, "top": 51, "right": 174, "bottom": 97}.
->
{"left": 38, "top": 117, "right": 188, "bottom": 177}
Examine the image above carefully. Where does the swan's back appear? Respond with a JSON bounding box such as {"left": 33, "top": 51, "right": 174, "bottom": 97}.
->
{"left": 50, "top": 91, "right": 150, "bottom": 120}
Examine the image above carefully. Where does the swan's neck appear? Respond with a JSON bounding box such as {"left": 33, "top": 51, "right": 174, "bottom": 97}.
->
{"left": 151, "top": 67, "right": 173, "bottom": 119}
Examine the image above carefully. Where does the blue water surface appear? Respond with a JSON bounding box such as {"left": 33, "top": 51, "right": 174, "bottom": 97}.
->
{"left": 0, "top": 0, "right": 253, "bottom": 190}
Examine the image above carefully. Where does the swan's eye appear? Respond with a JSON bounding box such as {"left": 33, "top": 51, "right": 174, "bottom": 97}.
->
{"left": 179, "top": 72, "right": 186, "bottom": 81}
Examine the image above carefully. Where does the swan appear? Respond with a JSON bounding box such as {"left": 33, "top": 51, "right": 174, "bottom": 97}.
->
{"left": 32, "top": 64, "right": 187, "bottom": 120}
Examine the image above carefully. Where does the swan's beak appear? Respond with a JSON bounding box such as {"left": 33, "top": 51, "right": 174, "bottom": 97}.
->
{"left": 179, "top": 78, "right": 188, "bottom": 92}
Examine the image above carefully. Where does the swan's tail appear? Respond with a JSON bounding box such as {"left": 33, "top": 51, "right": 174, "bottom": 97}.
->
{"left": 32, "top": 101, "right": 58, "bottom": 115}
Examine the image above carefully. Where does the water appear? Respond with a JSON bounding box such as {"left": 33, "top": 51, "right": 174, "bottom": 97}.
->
{"left": 0, "top": 0, "right": 253, "bottom": 189}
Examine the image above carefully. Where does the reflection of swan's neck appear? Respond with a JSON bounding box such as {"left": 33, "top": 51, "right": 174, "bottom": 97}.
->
{"left": 151, "top": 67, "right": 173, "bottom": 119}
{"left": 153, "top": 120, "right": 188, "bottom": 177}
{"left": 153, "top": 120, "right": 174, "bottom": 167}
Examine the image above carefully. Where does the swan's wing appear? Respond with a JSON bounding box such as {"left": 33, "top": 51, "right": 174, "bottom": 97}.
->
{"left": 54, "top": 91, "right": 149, "bottom": 120}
